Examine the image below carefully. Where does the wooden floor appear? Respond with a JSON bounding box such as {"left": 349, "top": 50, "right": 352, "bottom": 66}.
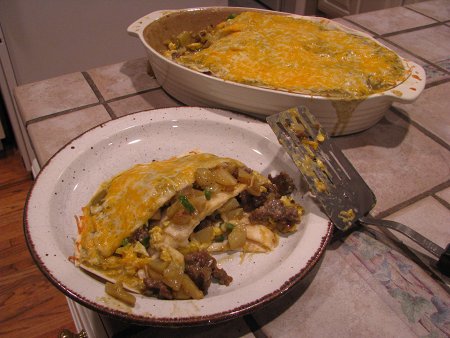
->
{"left": 0, "top": 148, "right": 76, "bottom": 338}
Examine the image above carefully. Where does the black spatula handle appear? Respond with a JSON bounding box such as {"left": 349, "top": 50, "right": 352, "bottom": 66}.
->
{"left": 359, "top": 216, "right": 449, "bottom": 277}
{"left": 437, "top": 244, "right": 450, "bottom": 277}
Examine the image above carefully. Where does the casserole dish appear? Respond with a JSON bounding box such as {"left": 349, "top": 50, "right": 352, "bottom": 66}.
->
{"left": 127, "top": 7, "right": 426, "bottom": 135}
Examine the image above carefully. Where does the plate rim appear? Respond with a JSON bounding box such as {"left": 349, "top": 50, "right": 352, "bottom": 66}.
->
{"left": 23, "top": 106, "right": 333, "bottom": 326}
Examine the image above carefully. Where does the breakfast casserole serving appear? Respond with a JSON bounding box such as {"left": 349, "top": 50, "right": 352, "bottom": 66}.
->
{"left": 74, "top": 152, "right": 304, "bottom": 305}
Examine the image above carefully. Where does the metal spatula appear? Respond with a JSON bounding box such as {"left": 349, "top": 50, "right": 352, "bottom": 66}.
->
{"left": 267, "top": 106, "right": 449, "bottom": 277}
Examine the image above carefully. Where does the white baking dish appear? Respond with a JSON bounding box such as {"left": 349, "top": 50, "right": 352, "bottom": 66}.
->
{"left": 128, "top": 7, "right": 426, "bottom": 135}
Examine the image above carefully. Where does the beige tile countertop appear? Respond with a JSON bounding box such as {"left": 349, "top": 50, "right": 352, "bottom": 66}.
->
{"left": 14, "top": 1, "right": 450, "bottom": 337}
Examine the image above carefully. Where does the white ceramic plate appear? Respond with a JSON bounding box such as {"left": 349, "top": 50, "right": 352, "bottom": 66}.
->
{"left": 24, "top": 107, "right": 332, "bottom": 326}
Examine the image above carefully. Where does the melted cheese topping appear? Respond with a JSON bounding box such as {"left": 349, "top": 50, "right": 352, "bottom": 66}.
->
{"left": 76, "top": 153, "right": 244, "bottom": 265}
{"left": 166, "top": 11, "right": 407, "bottom": 98}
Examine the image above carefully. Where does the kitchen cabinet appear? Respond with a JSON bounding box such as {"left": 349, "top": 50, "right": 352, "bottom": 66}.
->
{"left": 231, "top": 0, "right": 319, "bottom": 15}
{"left": 0, "top": 114, "right": 5, "bottom": 152}
{"left": 318, "top": 0, "right": 426, "bottom": 17}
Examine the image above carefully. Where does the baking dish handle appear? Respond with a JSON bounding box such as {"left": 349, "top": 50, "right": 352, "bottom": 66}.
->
{"left": 384, "top": 60, "right": 426, "bottom": 104}
{"left": 127, "top": 10, "right": 169, "bottom": 37}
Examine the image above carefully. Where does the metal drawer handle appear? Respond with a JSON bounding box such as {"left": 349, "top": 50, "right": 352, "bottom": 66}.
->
{"left": 58, "top": 329, "right": 88, "bottom": 338}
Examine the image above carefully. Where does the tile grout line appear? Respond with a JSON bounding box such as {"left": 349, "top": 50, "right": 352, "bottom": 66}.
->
{"left": 424, "top": 77, "right": 450, "bottom": 89}
{"left": 391, "top": 106, "right": 450, "bottom": 152}
{"left": 375, "top": 179, "right": 450, "bottom": 219}
{"left": 104, "top": 86, "right": 163, "bottom": 104}
{"left": 404, "top": 6, "right": 448, "bottom": 23}
{"left": 24, "top": 103, "right": 102, "bottom": 127}
{"left": 379, "top": 19, "right": 450, "bottom": 75}
{"left": 433, "top": 193, "right": 450, "bottom": 210}
{"left": 24, "top": 86, "right": 166, "bottom": 126}
{"left": 377, "top": 36, "right": 450, "bottom": 77}
{"left": 81, "top": 72, "right": 117, "bottom": 120}
{"left": 81, "top": 71, "right": 105, "bottom": 103}
{"left": 342, "top": 18, "right": 442, "bottom": 38}
{"left": 380, "top": 21, "right": 443, "bottom": 38}
{"left": 339, "top": 17, "right": 380, "bottom": 36}
{"left": 338, "top": 18, "right": 449, "bottom": 77}
{"left": 103, "top": 102, "right": 117, "bottom": 119}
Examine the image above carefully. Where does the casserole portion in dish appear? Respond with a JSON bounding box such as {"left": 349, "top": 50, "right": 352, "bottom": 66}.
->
{"left": 162, "top": 11, "right": 407, "bottom": 99}
{"left": 129, "top": 7, "right": 425, "bottom": 135}
{"left": 74, "top": 152, "right": 304, "bottom": 303}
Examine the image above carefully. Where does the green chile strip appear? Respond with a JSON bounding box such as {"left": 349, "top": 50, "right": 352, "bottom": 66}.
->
{"left": 179, "top": 195, "right": 196, "bottom": 213}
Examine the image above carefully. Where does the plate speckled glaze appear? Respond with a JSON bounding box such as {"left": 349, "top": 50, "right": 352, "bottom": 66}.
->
{"left": 24, "top": 107, "right": 332, "bottom": 326}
